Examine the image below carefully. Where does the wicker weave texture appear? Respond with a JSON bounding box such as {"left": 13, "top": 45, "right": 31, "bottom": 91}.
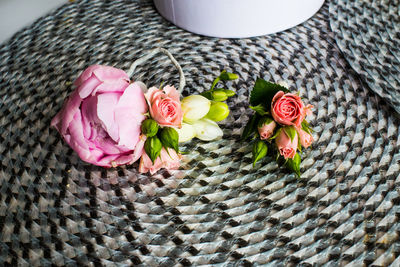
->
{"left": 0, "top": 0, "right": 399, "bottom": 266}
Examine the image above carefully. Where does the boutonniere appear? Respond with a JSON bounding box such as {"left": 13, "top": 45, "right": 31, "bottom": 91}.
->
{"left": 51, "top": 48, "right": 238, "bottom": 174}
{"left": 242, "top": 79, "right": 314, "bottom": 177}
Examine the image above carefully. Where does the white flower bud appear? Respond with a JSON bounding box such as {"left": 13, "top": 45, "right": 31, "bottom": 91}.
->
{"left": 181, "top": 95, "right": 211, "bottom": 123}
{"left": 192, "top": 118, "right": 223, "bottom": 141}
{"left": 176, "top": 123, "right": 196, "bottom": 143}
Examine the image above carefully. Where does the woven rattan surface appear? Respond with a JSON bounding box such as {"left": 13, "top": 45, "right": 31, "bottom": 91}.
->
{"left": 329, "top": 0, "right": 400, "bottom": 114}
{"left": 0, "top": 0, "right": 400, "bottom": 266}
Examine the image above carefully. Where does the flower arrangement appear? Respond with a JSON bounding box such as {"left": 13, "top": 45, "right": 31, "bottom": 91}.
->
{"left": 51, "top": 48, "right": 238, "bottom": 174}
{"left": 242, "top": 79, "right": 314, "bottom": 176}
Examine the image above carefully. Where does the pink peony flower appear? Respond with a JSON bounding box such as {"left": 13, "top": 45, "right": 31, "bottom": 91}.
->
{"left": 275, "top": 129, "right": 298, "bottom": 159}
{"left": 145, "top": 85, "right": 182, "bottom": 127}
{"left": 139, "top": 148, "right": 181, "bottom": 174}
{"left": 258, "top": 119, "right": 277, "bottom": 140}
{"left": 298, "top": 128, "right": 313, "bottom": 148}
{"left": 51, "top": 65, "right": 148, "bottom": 167}
{"left": 271, "top": 91, "right": 305, "bottom": 127}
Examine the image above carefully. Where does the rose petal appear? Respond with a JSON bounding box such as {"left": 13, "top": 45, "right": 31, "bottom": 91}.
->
{"left": 163, "top": 85, "right": 180, "bottom": 102}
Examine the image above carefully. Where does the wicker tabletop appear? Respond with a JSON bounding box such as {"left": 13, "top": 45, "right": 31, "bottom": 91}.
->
{"left": 0, "top": 0, "right": 399, "bottom": 266}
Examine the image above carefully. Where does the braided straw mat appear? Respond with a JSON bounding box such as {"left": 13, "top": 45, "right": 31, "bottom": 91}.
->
{"left": 0, "top": 0, "right": 399, "bottom": 266}
{"left": 329, "top": 0, "right": 400, "bottom": 114}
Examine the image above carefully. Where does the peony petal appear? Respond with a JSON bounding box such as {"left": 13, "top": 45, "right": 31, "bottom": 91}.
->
{"left": 118, "top": 83, "right": 147, "bottom": 114}
{"left": 80, "top": 96, "right": 99, "bottom": 139}
{"left": 131, "top": 135, "right": 146, "bottom": 164}
{"left": 93, "top": 79, "right": 130, "bottom": 95}
{"left": 67, "top": 111, "right": 91, "bottom": 159}
{"left": 77, "top": 75, "right": 102, "bottom": 99}
{"left": 92, "top": 65, "right": 129, "bottom": 83}
{"left": 55, "top": 91, "right": 83, "bottom": 135}
{"left": 97, "top": 92, "right": 121, "bottom": 142}
{"left": 133, "top": 81, "right": 148, "bottom": 94}
{"left": 115, "top": 83, "right": 147, "bottom": 149}
{"left": 94, "top": 136, "right": 128, "bottom": 155}
{"left": 74, "top": 65, "right": 102, "bottom": 87}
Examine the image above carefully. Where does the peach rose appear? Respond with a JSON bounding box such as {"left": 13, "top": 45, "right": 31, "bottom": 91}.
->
{"left": 139, "top": 147, "right": 181, "bottom": 174}
{"left": 145, "top": 85, "right": 182, "bottom": 127}
{"left": 276, "top": 128, "right": 298, "bottom": 159}
{"left": 271, "top": 91, "right": 305, "bottom": 127}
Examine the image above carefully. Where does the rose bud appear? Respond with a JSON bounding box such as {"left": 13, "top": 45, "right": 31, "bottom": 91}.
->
{"left": 51, "top": 65, "right": 147, "bottom": 167}
{"left": 192, "top": 118, "right": 223, "bottom": 141}
{"left": 145, "top": 85, "right": 182, "bottom": 127}
{"left": 298, "top": 128, "right": 313, "bottom": 148}
{"left": 139, "top": 148, "right": 181, "bottom": 175}
{"left": 181, "top": 95, "right": 211, "bottom": 123}
{"left": 176, "top": 123, "right": 196, "bottom": 143}
{"left": 141, "top": 119, "right": 159, "bottom": 137}
{"left": 159, "top": 127, "right": 179, "bottom": 153}
{"left": 223, "top": 89, "right": 236, "bottom": 97}
{"left": 211, "top": 90, "right": 228, "bottom": 102}
{"left": 271, "top": 91, "right": 305, "bottom": 127}
{"left": 206, "top": 101, "right": 230, "bottom": 122}
{"left": 257, "top": 117, "right": 276, "bottom": 140}
{"left": 275, "top": 127, "right": 298, "bottom": 160}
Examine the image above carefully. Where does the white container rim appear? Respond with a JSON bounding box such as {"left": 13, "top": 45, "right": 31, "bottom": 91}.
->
{"left": 154, "top": 0, "right": 325, "bottom": 38}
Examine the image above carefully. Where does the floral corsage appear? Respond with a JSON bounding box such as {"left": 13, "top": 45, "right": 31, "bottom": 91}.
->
{"left": 242, "top": 79, "right": 314, "bottom": 176}
{"left": 51, "top": 48, "right": 237, "bottom": 174}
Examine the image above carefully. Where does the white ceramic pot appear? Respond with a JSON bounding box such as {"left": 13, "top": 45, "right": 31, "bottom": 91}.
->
{"left": 153, "top": 0, "right": 325, "bottom": 38}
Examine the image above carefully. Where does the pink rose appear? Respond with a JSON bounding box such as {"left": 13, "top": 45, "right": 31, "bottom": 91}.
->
{"left": 258, "top": 118, "right": 276, "bottom": 140}
{"left": 139, "top": 148, "right": 181, "bottom": 174}
{"left": 298, "top": 128, "right": 313, "bottom": 148}
{"left": 145, "top": 85, "right": 182, "bottom": 127}
{"left": 51, "top": 65, "right": 148, "bottom": 167}
{"left": 276, "top": 128, "right": 298, "bottom": 159}
{"left": 271, "top": 91, "right": 305, "bottom": 127}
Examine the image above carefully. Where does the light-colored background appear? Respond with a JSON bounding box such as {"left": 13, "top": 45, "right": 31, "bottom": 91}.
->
{"left": 0, "top": 0, "right": 66, "bottom": 44}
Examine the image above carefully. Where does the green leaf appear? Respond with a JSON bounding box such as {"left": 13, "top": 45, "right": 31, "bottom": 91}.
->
{"left": 250, "top": 104, "right": 269, "bottom": 116}
{"left": 210, "top": 77, "right": 220, "bottom": 91}
{"left": 250, "top": 79, "right": 289, "bottom": 108}
{"left": 257, "top": 116, "right": 274, "bottom": 128}
{"left": 159, "top": 127, "right": 179, "bottom": 153}
{"left": 283, "top": 126, "right": 297, "bottom": 142}
{"left": 297, "top": 135, "right": 302, "bottom": 153}
{"left": 201, "top": 91, "right": 213, "bottom": 100}
{"left": 252, "top": 140, "right": 268, "bottom": 167}
{"left": 270, "top": 127, "right": 282, "bottom": 140}
{"left": 241, "top": 114, "right": 260, "bottom": 141}
{"left": 219, "top": 70, "right": 239, "bottom": 81}
{"left": 144, "top": 136, "right": 162, "bottom": 163}
{"left": 301, "top": 120, "right": 313, "bottom": 135}
{"left": 285, "top": 153, "right": 301, "bottom": 177}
